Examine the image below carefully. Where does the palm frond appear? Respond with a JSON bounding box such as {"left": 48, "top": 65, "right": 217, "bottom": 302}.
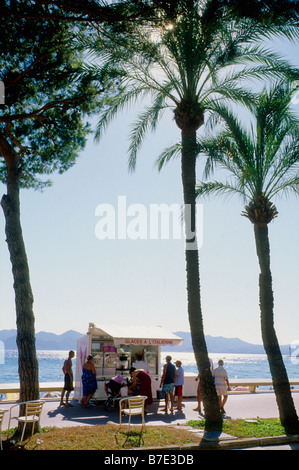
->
{"left": 204, "top": 105, "right": 255, "bottom": 173}
{"left": 202, "top": 140, "right": 257, "bottom": 198}
{"left": 155, "top": 143, "right": 182, "bottom": 171}
{"left": 95, "top": 84, "right": 150, "bottom": 141}
{"left": 78, "top": 1, "right": 299, "bottom": 180}
{"left": 197, "top": 80, "right": 299, "bottom": 212}
{"left": 270, "top": 176, "right": 299, "bottom": 199}
{"left": 264, "top": 138, "right": 299, "bottom": 198}
{"left": 128, "top": 93, "right": 169, "bottom": 170}
{"left": 196, "top": 180, "right": 247, "bottom": 201}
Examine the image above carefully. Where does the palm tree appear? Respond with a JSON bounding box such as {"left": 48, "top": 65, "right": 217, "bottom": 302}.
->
{"left": 84, "top": 0, "right": 299, "bottom": 427}
{"left": 0, "top": 10, "right": 103, "bottom": 407}
{"left": 196, "top": 80, "right": 299, "bottom": 432}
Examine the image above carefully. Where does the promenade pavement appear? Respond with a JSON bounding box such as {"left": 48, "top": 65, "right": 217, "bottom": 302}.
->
{"left": 1, "top": 391, "right": 299, "bottom": 450}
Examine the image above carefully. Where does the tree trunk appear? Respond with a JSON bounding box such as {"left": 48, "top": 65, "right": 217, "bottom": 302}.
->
{"left": 254, "top": 223, "right": 299, "bottom": 432}
{"left": 0, "top": 134, "right": 39, "bottom": 405}
{"left": 181, "top": 127, "right": 222, "bottom": 428}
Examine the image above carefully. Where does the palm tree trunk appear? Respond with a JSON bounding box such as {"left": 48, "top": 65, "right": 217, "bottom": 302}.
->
{"left": 0, "top": 134, "right": 39, "bottom": 405}
{"left": 254, "top": 223, "right": 299, "bottom": 432}
{"left": 181, "top": 127, "right": 222, "bottom": 428}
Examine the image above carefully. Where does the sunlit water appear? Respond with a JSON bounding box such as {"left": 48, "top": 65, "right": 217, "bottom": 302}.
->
{"left": 1, "top": 350, "right": 298, "bottom": 386}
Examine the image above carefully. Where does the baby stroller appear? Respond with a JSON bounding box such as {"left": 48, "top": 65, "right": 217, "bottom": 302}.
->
{"left": 104, "top": 376, "right": 128, "bottom": 411}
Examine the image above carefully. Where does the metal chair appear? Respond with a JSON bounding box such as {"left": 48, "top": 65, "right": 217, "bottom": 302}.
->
{"left": 8, "top": 400, "right": 45, "bottom": 445}
{"left": 119, "top": 395, "right": 147, "bottom": 431}
{"left": 0, "top": 409, "right": 8, "bottom": 450}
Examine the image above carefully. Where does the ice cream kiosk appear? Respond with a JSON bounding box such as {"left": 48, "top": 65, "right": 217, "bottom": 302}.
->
{"left": 75, "top": 323, "right": 183, "bottom": 401}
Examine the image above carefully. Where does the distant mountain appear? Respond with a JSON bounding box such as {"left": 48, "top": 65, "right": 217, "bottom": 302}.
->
{"left": 35, "top": 330, "right": 84, "bottom": 350}
{"left": 0, "top": 329, "right": 83, "bottom": 351}
{"left": 168, "top": 331, "right": 290, "bottom": 355}
{"left": 0, "top": 329, "right": 291, "bottom": 354}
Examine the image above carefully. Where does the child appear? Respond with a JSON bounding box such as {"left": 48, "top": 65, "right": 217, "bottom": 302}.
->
{"left": 120, "top": 380, "right": 128, "bottom": 410}
{"left": 120, "top": 381, "right": 128, "bottom": 398}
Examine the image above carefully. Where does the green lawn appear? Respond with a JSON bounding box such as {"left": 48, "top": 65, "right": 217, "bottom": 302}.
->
{"left": 2, "top": 424, "right": 198, "bottom": 450}
{"left": 1, "top": 418, "right": 296, "bottom": 450}
{"left": 187, "top": 418, "right": 292, "bottom": 438}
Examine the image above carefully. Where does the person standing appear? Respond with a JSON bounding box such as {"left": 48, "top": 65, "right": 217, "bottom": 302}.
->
{"left": 212, "top": 359, "right": 230, "bottom": 414}
{"left": 132, "top": 353, "right": 150, "bottom": 373}
{"left": 60, "top": 350, "right": 75, "bottom": 407}
{"left": 174, "top": 360, "right": 184, "bottom": 411}
{"left": 129, "top": 367, "right": 153, "bottom": 413}
{"left": 81, "top": 354, "right": 97, "bottom": 408}
{"left": 160, "top": 355, "right": 177, "bottom": 413}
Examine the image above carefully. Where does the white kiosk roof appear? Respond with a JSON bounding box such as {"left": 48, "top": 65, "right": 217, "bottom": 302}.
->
{"left": 88, "top": 323, "right": 183, "bottom": 347}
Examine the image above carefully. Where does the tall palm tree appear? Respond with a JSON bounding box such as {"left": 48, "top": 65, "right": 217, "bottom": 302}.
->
{"left": 84, "top": 0, "right": 299, "bottom": 427}
{"left": 196, "top": 80, "right": 299, "bottom": 432}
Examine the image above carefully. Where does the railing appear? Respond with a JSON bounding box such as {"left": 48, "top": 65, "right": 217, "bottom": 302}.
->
{"left": 0, "top": 382, "right": 64, "bottom": 400}
{"left": 0, "top": 377, "right": 298, "bottom": 401}
{"left": 228, "top": 378, "right": 299, "bottom": 393}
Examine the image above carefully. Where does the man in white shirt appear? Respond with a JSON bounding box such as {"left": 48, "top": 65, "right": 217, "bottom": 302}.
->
{"left": 212, "top": 359, "right": 230, "bottom": 414}
{"left": 132, "top": 353, "right": 150, "bottom": 373}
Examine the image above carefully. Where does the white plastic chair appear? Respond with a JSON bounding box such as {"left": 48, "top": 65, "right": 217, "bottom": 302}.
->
{"left": 8, "top": 400, "right": 45, "bottom": 445}
{"left": 0, "top": 409, "right": 8, "bottom": 450}
{"left": 119, "top": 395, "right": 147, "bottom": 431}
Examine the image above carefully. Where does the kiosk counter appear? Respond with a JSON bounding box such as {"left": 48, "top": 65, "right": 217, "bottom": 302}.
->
{"left": 75, "top": 323, "right": 183, "bottom": 401}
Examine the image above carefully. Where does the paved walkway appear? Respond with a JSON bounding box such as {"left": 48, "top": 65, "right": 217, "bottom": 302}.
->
{"left": 1, "top": 391, "right": 298, "bottom": 428}
{"left": 1, "top": 392, "right": 299, "bottom": 449}
{"left": 1, "top": 391, "right": 299, "bottom": 427}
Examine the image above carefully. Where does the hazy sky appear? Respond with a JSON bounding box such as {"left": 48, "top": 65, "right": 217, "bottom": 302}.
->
{"left": 0, "top": 36, "right": 298, "bottom": 346}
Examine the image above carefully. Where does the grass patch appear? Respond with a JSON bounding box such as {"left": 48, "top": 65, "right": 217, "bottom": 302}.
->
{"left": 2, "top": 424, "right": 199, "bottom": 450}
{"left": 2, "top": 418, "right": 296, "bottom": 450}
{"left": 187, "top": 418, "right": 289, "bottom": 439}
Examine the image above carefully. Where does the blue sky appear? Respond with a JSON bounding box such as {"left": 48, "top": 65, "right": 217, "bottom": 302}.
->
{"left": 0, "top": 36, "right": 298, "bottom": 346}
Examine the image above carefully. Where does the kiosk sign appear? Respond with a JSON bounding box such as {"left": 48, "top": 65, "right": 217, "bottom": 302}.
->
{"left": 115, "top": 338, "right": 177, "bottom": 346}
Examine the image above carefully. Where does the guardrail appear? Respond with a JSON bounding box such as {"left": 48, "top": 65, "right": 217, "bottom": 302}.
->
{"left": 1, "top": 377, "right": 298, "bottom": 401}
{"left": 0, "top": 382, "right": 64, "bottom": 400}
{"left": 181, "top": 376, "right": 299, "bottom": 396}
{"left": 229, "top": 378, "right": 299, "bottom": 393}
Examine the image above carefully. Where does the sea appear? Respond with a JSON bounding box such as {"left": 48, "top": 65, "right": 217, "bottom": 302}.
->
{"left": 0, "top": 350, "right": 298, "bottom": 394}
